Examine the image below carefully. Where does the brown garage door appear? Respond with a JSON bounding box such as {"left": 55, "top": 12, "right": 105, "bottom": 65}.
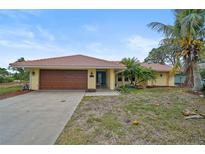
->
{"left": 40, "top": 70, "right": 87, "bottom": 90}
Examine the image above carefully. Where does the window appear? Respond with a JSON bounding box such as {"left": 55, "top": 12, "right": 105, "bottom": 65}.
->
{"left": 125, "top": 77, "right": 129, "bottom": 81}
{"left": 132, "top": 77, "right": 135, "bottom": 82}
{"left": 118, "top": 75, "right": 122, "bottom": 82}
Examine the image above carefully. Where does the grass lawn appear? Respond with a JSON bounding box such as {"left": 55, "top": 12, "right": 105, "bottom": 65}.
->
{"left": 56, "top": 87, "right": 205, "bottom": 145}
{"left": 0, "top": 86, "right": 22, "bottom": 95}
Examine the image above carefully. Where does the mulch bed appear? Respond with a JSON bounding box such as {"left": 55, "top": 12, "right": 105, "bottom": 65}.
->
{"left": 0, "top": 90, "right": 32, "bottom": 100}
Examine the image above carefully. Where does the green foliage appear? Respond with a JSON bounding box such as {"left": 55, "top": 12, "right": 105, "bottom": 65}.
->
{"left": 116, "top": 85, "right": 136, "bottom": 93}
{"left": 9, "top": 57, "right": 29, "bottom": 81}
{"left": 0, "top": 76, "right": 4, "bottom": 83}
{"left": 0, "top": 86, "right": 21, "bottom": 95}
{"left": 121, "top": 57, "right": 140, "bottom": 84}
{"left": 0, "top": 76, "right": 14, "bottom": 83}
{"left": 116, "top": 85, "right": 129, "bottom": 93}
{"left": 0, "top": 68, "right": 9, "bottom": 76}
{"left": 135, "top": 66, "right": 156, "bottom": 84}
{"left": 9, "top": 57, "right": 26, "bottom": 73}
{"left": 144, "top": 44, "right": 180, "bottom": 65}
{"left": 121, "top": 57, "right": 140, "bottom": 68}
{"left": 200, "top": 69, "right": 205, "bottom": 79}
{"left": 120, "top": 57, "right": 156, "bottom": 86}
{"left": 13, "top": 71, "right": 29, "bottom": 81}
{"left": 148, "top": 9, "right": 205, "bottom": 89}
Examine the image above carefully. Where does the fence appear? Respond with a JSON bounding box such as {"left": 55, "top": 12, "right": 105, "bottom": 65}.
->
{"left": 0, "top": 81, "right": 29, "bottom": 88}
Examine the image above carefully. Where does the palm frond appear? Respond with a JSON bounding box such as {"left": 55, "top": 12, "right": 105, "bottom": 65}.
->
{"left": 147, "top": 22, "right": 175, "bottom": 38}
{"left": 180, "top": 13, "right": 203, "bottom": 38}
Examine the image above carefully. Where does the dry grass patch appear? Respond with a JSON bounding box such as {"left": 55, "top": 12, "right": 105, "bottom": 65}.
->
{"left": 56, "top": 87, "right": 205, "bottom": 145}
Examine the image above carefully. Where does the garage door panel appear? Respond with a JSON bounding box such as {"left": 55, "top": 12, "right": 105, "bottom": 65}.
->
{"left": 40, "top": 70, "right": 87, "bottom": 89}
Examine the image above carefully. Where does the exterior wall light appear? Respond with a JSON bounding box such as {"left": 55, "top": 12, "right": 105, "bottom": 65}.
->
{"left": 90, "top": 72, "right": 94, "bottom": 78}
{"left": 32, "top": 71, "right": 35, "bottom": 76}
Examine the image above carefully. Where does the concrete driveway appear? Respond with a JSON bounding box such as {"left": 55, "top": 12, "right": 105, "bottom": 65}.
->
{"left": 0, "top": 91, "right": 85, "bottom": 145}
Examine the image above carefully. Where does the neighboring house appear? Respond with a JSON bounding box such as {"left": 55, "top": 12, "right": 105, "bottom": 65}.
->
{"left": 116, "top": 63, "right": 175, "bottom": 87}
{"left": 175, "top": 73, "right": 186, "bottom": 85}
{"left": 10, "top": 55, "right": 125, "bottom": 91}
{"left": 10, "top": 55, "right": 175, "bottom": 91}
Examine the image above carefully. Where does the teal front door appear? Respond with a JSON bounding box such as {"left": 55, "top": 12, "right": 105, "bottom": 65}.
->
{"left": 96, "top": 72, "right": 106, "bottom": 87}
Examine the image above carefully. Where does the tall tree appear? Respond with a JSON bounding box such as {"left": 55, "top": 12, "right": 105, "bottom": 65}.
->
{"left": 144, "top": 44, "right": 179, "bottom": 65}
{"left": 9, "top": 57, "right": 29, "bottom": 81}
{"left": 148, "top": 9, "right": 205, "bottom": 91}
{"left": 10, "top": 57, "right": 26, "bottom": 74}
{"left": 0, "top": 68, "right": 9, "bottom": 77}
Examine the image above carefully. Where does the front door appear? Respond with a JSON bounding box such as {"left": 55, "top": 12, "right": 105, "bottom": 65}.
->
{"left": 96, "top": 72, "right": 106, "bottom": 88}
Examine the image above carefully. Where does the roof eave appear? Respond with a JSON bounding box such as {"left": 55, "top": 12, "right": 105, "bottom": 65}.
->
{"left": 11, "top": 65, "right": 125, "bottom": 69}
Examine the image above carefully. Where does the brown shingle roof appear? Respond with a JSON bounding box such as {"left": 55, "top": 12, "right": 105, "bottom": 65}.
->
{"left": 140, "top": 63, "right": 172, "bottom": 72}
{"left": 10, "top": 54, "right": 125, "bottom": 69}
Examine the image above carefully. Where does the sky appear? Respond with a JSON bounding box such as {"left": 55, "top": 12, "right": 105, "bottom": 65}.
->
{"left": 0, "top": 9, "right": 175, "bottom": 68}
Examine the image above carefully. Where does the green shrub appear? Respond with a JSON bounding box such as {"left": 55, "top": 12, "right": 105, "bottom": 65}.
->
{"left": 0, "top": 76, "right": 4, "bottom": 83}
{"left": 116, "top": 85, "right": 136, "bottom": 93}
{"left": 0, "top": 76, "right": 14, "bottom": 83}
{"left": 5, "top": 77, "right": 14, "bottom": 82}
{"left": 116, "top": 85, "right": 129, "bottom": 93}
{"left": 13, "top": 71, "right": 29, "bottom": 81}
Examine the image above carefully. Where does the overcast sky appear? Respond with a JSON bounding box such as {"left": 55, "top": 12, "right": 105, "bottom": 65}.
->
{"left": 0, "top": 9, "right": 174, "bottom": 68}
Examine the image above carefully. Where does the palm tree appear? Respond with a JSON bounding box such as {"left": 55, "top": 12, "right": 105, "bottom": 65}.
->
{"left": 148, "top": 9, "right": 205, "bottom": 91}
{"left": 120, "top": 57, "right": 156, "bottom": 86}
{"left": 121, "top": 57, "right": 140, "bottom": 84}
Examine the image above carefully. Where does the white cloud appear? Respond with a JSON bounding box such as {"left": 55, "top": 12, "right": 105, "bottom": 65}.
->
{"left": 82, "top": 24, "right": 99, "bottom": 32}
{"left": 127, "top": 35, "right": 159, "bottom": 50}
{"left": 86, "top": 42, "right": 103, "bottom": 53}
{"left": 0, "top": 38, "right": 70, "bottom": 53}
{"left": 125, "top": 35, "right": 161, "bottom": 61}
{"left": 0, "top": 10, "right": 41, "bottom": 20}
{"left": 0, "top": 25, "right": 56, "bottom": 42}
{"left": 36, "top": 26, "right": 55, "bottom": 41}
{"left": 0, "top": 25, "right": 57, "bottom": 51}
{"left": 0, "top": 27, "right": 35, "bottom": 39}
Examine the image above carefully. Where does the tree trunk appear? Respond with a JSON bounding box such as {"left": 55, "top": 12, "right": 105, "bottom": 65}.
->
{"left": 192, "top": 62, "right": 202, "bottom": 91}
{"left": 184, "top": 65, "right": 194, "bottom": 88}
{"left": 129, "top": 77, "right": 133, "bottom": 85}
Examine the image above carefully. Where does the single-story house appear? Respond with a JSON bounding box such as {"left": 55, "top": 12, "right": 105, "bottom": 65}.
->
{"left": 10, "top": 55, "right": 175, "bottom": 91}
{"left": 10, "top": 55, "right": 125, "bottom": 91}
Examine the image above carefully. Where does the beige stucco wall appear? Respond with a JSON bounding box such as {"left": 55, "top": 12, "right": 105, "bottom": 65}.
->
{"left": 168, "top": 73, "right": 175, "bottom": 86}
{"left": 29, "top": 68, "right": 95, "bottom": 90}
{"left": 147, "top": 72, "right": 174, "bottom": 86}
{"left": 152, "top": 72, "right": 168, "bottom": 86}
{"left": 29, "top": 68, "right": 39, "bottom": 90}
{"left": 116, "top": 71, "right": 175, "bottom": 87}
{"left": 106, "top": 70, "right": 110, "bottom": 88}
{"left": 87, "top": 68, "right": 96, "bottom": 90}
{"left": 28, "top": 68, "right": 118, "bottom": 90}
{"left": 107, "top": 69, "right": 115, "bottom": 90}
